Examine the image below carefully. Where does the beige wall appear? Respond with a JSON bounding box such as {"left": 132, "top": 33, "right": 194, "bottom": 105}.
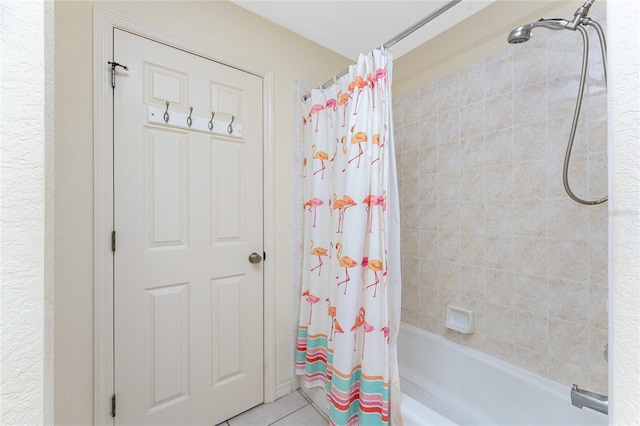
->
{"left": 391, "top": 0, "right": 640, "bottom": 419}
{"left": 54, "top": 1, "right": 350, "bottom": 423}
{"left": 394, "top": 3, "right": 608, "bottom": 392}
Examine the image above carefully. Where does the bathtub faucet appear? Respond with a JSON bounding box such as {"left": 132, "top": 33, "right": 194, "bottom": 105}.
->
{"left": 571, "top": 384, "right": 608, "bottom": 415}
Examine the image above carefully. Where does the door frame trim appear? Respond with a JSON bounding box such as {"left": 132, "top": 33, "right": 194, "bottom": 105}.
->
{"left": 93, "top": 8, "right": 277, "bottom": 424}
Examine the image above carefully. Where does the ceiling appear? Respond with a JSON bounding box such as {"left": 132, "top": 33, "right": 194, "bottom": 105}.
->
{"left": 230, "top": 0, "right": 495, "bottom": 60}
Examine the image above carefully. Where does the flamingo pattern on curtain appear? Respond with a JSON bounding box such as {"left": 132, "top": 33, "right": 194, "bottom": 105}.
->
{"left": 296, "top": 49, "right": 402, "bottom": 426}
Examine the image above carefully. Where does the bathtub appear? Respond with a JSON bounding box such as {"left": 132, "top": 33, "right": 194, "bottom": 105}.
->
{"left": 398, "top": 322, "right": 608, "bottom": 426}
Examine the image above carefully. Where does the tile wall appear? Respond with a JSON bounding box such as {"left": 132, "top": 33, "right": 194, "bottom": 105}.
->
{"left": 393, "top": 9, "right": 608, "bottom": 393}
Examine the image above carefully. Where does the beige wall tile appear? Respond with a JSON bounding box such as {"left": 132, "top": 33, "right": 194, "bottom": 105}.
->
{"left": 514, "top": 81, "right": 547, "bottom": 128}
{"left": 513, "top": 274, "right": 548, "bottom": 316}
{"left": 513, "top": 311, "right": 548, "bottom": 351}
{"left": 485, "top": 93, "right": 514, "bottom": 132}
{"left": 484, "top": 49, "right": 513, "bottom": 98}
{"left": 460, "top": 135, "right": 485, "bottom": 169}
{"left": 548, "top": 278, "right": 589, "bottom": 324}
{"left": 460, "top": 233, "right": 485, "bottom": 266}
{"left": 513, "top": 121, "right": 548, "bottom": 162}
{"left": 460, "top": 102, "right": 485, "bottom": 138}
{"left": 485, "top": 269, "right": 514, "bottom": 307}
{"left": 438, "top": 109, "right": 460, "bottom": 143}
{"left": 395, "top": 14, "right": 607, "bottom": 388}
{"left": 549, "top": 318, "right": 590, "bottom": 368}
{"left": 438, "top": 78, "right": 460, "bottom": 113}
{"left": 513, "top": 40, "right": 546, "bottom": 88}
{"left": 459, "top": 62, "right": 485, "bottom": 106}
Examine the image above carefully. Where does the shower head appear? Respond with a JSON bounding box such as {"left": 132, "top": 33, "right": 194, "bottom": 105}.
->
{"left": 507, "top": 18, "right": 569, "bottom": 44}
{"left": 507, "top": 24, "right": 533, "bottom": 44}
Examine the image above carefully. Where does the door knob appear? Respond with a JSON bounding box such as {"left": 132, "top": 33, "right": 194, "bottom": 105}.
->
{"left": 248, "top": 252, "right": 262, "bottom": 264}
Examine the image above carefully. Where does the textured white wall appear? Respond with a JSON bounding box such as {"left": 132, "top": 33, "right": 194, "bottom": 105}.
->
{"left": 2, "top": 0, "right": 633, "bottom": 423}
{"left": 608, "top": 0, "right": 640, "bottom": 423}
{"left": 0, "top": 1, "right": 54, "bottom": 424}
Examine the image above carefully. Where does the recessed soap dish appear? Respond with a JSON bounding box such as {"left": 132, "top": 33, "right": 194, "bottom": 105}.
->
{"left": 445, "top": 305, "right": 474, "bottom": 334}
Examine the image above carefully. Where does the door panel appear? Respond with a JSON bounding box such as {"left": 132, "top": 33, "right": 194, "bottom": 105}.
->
{"left": 114, "top": 29, "right": 264, "bottom": 425}
{"left": 145, "top": 127, "right": 189, "bottom": 248}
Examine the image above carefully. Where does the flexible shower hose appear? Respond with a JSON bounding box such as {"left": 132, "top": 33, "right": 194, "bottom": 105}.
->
{"left": 563, "top": 19, "right": 607, "bottom": 205}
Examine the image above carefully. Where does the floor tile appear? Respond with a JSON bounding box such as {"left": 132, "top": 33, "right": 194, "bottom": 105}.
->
{"left": 270, "top": 405, "right": 329, "bottom": 426}
{"left": 227, "top": 391, "right": 309, "bottom": 426}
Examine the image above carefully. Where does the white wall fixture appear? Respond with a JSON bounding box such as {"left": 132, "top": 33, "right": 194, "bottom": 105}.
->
{"left": 445, "top": 305, "right": 474, "bottom": 334}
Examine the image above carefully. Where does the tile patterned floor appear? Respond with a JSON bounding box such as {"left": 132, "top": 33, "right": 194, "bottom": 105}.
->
{"left": 217, "top": 390, "right": 329, "bottom": 426}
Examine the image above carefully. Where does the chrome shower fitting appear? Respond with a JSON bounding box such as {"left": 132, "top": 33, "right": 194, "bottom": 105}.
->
{"left": 566, "top": 0, "right": 596, "bottom": 30}
{"left": 507, "top": 18, "right": 568, "bottom": 44}
{"left": 507, "top": 0, "right": 607, "bottom": 205}
{"left": 571, "top": 384, "right": 608, "bottom": 415}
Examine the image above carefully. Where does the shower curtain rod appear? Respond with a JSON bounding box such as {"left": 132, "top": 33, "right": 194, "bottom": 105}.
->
{"left": 303, "top": 0, "right": 462, "bottom": 100}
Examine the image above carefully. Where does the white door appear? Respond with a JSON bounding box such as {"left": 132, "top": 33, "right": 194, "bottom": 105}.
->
{"left": 113, "top": 29, "right": 264, "bottom": 425}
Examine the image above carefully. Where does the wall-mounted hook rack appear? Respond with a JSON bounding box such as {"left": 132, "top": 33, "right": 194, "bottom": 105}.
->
{"left": 147, "top": 106, "right": 242, "bottom": 138}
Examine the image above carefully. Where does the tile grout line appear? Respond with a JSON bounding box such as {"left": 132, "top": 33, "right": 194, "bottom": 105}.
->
{"left": 296, "top": 389, "right": 330, "bottom": 423}
{"left": 265, "top": 403, "right": 311, "bottom": 426}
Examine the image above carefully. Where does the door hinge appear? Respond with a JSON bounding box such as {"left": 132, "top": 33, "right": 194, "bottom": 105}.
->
{"left": 108, "top": 61, "right": 129, "bottom": 89}
{"left": 111, "top": 394, "right": 116, "bottom": 417}
{"left": 111, "top": 231, "right": 116, "bottom": 252}
{"left": 263, "top": 251, "right": 266, "bottom": 261}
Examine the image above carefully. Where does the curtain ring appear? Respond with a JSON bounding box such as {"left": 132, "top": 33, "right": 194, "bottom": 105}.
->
{"left": 208, "top": 111, "right": 215, "bottom": 131}
{"left": 186, "top": 107, "right": 193, "bottom": 127}
{"left": 227, "top": 115, "right": 235, "bottom": 134}
{"left": 163, "top": 101, "right": 170, "bottom": 123}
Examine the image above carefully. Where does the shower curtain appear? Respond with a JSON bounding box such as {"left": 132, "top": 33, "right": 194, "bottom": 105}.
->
{"left": 296, "top": 49, "right": 402, "bottom": 426}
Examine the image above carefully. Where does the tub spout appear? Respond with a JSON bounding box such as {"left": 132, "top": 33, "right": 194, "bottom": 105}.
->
{"left": 571, "top": 384, "right": 608, "bottom": 415}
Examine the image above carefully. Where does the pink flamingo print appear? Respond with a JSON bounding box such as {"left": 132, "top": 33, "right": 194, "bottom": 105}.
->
{"left": 330, "top": 136, "right": 344, "bottom": 163}
{"left": 326, "top": 298, "right": 337, "bottom": 340}
{"left": 374, "top": 67, "right": 387, "bottom": 104}
{"left": 350, "top": 307, "right": 374, "bottom": 357}
{"left": 371, "top": 134, "right": 382, "bottom": 165}
{"left": 352, "top": 75, "right": 368, "bottom": 115}
{"left": 334, "top": 319, "right": 345, "bottom": 340}
{"left": 304, "top": 197, "right": 323, "bottom": 228}
{"left": 346, "top": 132, "right": 368, "bottom": 169}
{"left": 360, "top": 256, "right": 369, "bottom": 285}
{"left": 366, "top": 72, "right": 377, "bottom": 108}
{"left": 381, "top": 325, "right": 390, "bottom": 344}
{"left": 362, "top": 322, "right": 375, "bottom": 359}
{"left": 332, "top": 194, "right": 357, "bottom": 233}
{"left": 329, "top": 136, "right": 345, "bottom": 179}
{"left": 325, "top": 98, "right": 337, "bottom": 127}
{"left": 366, "top": 259, "right": 383, "bottom": 297}
{"left": 310, "top": 239, "right": 328, "bottom": 276}
{"left": 362, "top": 191, "right": 386, "bottom": 232}
{"left": 350, "top": 307, "right": 365, "bottom": 350}
{"left": 309, "top": 103, "right": 325, "bottom": 132}
{"left": 301, "top": 290, "right": 320, "bottom": 325}
{"left": 335, "top": 242, "right": 358, "bottom": 294}
{"left": 311, "top": 144, "right": 329, "bottom": 179}
{"left": 337, "top": 91, "right": 350, "bottom": 127}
